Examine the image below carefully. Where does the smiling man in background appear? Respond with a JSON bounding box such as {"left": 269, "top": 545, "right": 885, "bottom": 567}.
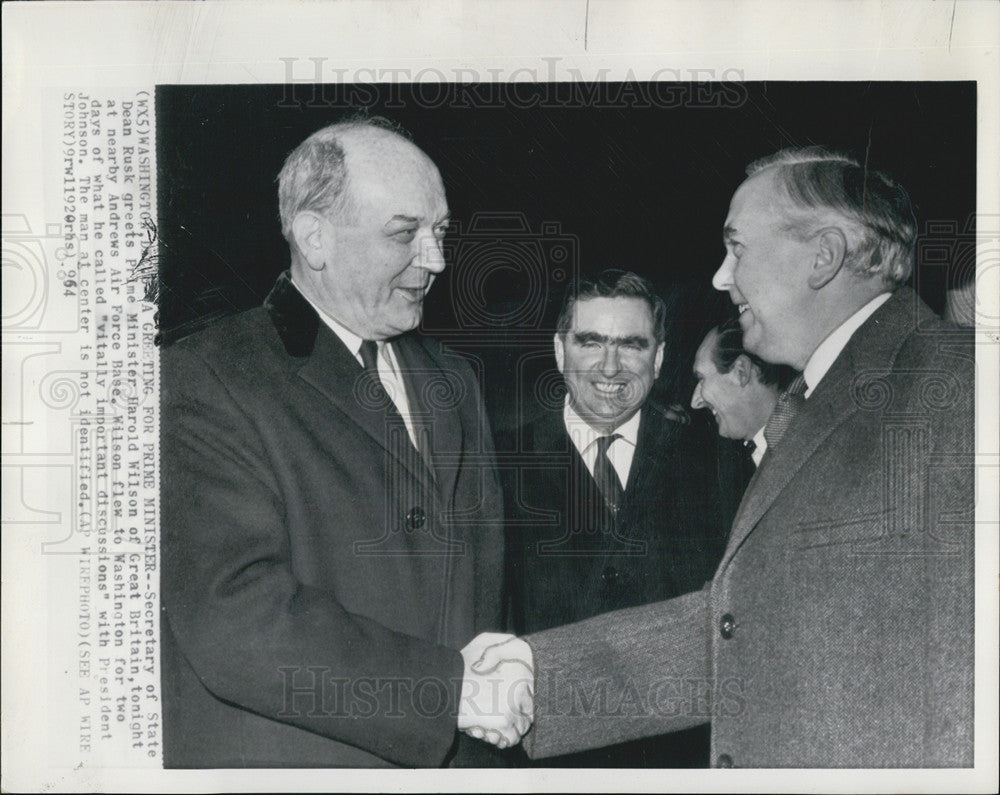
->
{"left": 499, "top": 269, "right": 728, "bottom": 767}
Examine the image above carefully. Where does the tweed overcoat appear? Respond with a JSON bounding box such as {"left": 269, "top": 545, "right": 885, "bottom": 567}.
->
{"left": 523, "top": 288, "right": 974, "bottom": 767}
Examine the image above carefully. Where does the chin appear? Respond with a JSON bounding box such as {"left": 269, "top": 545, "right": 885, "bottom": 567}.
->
{"left": 581, "top": 407, "right": 619, "bottom": 426}
{"left": 390, "top": 312, "right": 423, "bottom": 335}
{"left": 746, "top": 333, "right": 778, "bottom": 363}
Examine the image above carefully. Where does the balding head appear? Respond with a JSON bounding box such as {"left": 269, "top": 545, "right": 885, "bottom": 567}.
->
{"left": 279, "top": 117, "right": 450, "bottom": 340}
{"left": 277, "top": 117, "right": 432, "bottom": 242}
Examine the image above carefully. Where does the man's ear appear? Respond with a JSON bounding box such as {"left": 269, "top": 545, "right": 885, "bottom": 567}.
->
{"left": 808, "top": 227, "right": 848, "bottom": 290}
{"left": 653, "top": 341, "right": 665, "bottom": 378}
{"left": 733, "top": 354, "right": 754, "bottom": 387}
{"left": 290, "top": 212, "right": 328, "bottom": 271}
{"left": 553, "top": 332, "right": 567, "bottom": 374}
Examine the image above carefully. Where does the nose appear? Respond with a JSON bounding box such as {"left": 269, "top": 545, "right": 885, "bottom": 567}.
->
{"left": 599, "top": 345, "right": 621, "bottom": 377}
{"left": 691, "top": 382, "right": 705, "bottom": 409}
{"left": 712, "top": 252, "right": 734, "bottom": 292}
{"left": 414, "top": 232, "right": 447, "bottom": 274}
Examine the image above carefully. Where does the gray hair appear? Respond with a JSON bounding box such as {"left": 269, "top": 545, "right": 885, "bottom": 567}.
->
{"left": 276, "top": 114, "right": 412, "bottom": 242}
{"left": 747, "top": 146, "right": 917, "bottom": 287}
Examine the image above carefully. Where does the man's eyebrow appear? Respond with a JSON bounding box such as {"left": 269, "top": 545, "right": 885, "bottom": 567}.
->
{"left": 573, "top": 332, "right": 650, "bottom": 348}
{"left": 382, "top": 213, "right": 452, "bottom": 229}
{"left": 384, "top": 215, "right": 419, "bottom": 228}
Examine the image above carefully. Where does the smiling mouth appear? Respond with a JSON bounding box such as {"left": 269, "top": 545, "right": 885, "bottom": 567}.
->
{"left": 396, "top": 286, "right": 427, "bottom": 302}
{"left": 592, "top": 381, "right": 627, "bottom": 396}
{"left": 737, "top": 303, "right": 749, "bottom": 315}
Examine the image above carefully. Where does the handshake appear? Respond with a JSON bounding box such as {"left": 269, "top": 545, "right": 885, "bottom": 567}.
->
{"left": 457, "top": 633, "right": 535, "bottom": 749}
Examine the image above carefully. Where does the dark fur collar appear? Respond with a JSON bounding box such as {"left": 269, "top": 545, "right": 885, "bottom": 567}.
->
{"left": 263, "top": 270, "right": 319, "bottom": 357}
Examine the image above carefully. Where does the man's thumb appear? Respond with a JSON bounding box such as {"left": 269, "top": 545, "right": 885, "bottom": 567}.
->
{"left": 472, "top": 641, "right": 506, "bottom": 674}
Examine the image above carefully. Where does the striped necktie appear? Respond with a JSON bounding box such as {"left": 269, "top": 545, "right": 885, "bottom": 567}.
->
{"left": 763, "top": 374, "right": 808, "bottom": 450}
{"left": 593, "top": 433, "right": 624, "bottom": 513}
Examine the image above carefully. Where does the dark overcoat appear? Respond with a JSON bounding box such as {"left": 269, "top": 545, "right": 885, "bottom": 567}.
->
{"left": 161, "top": 273, "right": 505, "bottom": 767}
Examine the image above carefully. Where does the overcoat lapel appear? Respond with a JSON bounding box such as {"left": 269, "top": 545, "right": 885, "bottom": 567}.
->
{"left": 301, "top": 329, "right": 437, "bottom": 488}
{"left": 393, "top": 335, "right": 464, "bottom": 501}
{"left": 534, "top": 409, "right": 602, "bottom": 518}
{"left": 718, "top": 288, "right": 921, "bottom": 572}
{"left": 264, "top": 271, "right": 433, "bottom": 488}
{"left": 623, "top": 407, "right": 679, "bottom": 504}
{"left": 527, "top": 410, "right": 614, "bottom": 545}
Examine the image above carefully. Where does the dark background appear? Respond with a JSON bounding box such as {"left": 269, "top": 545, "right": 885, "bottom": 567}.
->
{"left": 156, "top": 82, "right": 976, "bottom": 433}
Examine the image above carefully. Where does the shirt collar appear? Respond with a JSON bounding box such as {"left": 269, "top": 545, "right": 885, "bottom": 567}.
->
{"left": 562, "top": 398, "right": 641, "bottom": 456}
{"left": 803, "top": 292, "right": 891, "bottom": 397}
{"left": 749, "top": 425, "right": 767, "bottom": 467}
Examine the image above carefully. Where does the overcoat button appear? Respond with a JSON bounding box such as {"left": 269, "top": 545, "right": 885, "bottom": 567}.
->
{"left": 601, "top": 566, "right": 619, "bottom": 583}
{"left": 405, "top": 507, "right": 425, "bottom": 531}
{"left": 719, "top": 613, "right": 736, "bottom": 639}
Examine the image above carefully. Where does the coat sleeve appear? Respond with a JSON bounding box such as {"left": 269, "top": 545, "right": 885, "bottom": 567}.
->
{"left": 522, "top": 585, "right": 713, "bottom": 759}
{"left": 161, "top": 344, "right": 463, "bottom": 767}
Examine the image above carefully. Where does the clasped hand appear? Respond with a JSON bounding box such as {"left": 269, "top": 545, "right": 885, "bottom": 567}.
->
{"left": 457, "top": 632, "right": 534, "bottom": 749}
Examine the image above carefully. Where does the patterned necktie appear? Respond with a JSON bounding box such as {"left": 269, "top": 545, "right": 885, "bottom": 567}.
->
{"left": 763, "top": 374, "right": 808, "bottom": 450}
{"left": 593, "top": 433, "right": 624, "bottom": 514}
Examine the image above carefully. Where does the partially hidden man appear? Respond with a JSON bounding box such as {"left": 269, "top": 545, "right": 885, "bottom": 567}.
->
{"left": 160, "top": 118, "right": 510, "bottom": 767}
{"left": 692, "top": 318, "right": 798, "bottom": 468}
{"left": 690, "top": 318, "right": 799, "bottom": 531}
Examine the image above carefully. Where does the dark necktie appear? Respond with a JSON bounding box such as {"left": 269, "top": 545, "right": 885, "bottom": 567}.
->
{"left": 359, "top": 339, "right": 394, "bottom": 409}
{"left": 593, "top": 433, "right": 624, "bottom": 514}
{"left": 359, "top": 340, "right": 432, "bottom": 474}
{"left": 763, "top": 374, "right": 808, "bottom": 450}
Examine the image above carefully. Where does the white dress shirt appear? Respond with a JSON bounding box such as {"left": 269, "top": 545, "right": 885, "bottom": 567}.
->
{"left": 296, "top": 283, "right": 419, "bottom": 450}
{"left": 803, "top": 292, "right": 892, "bottom": 398}
{"left": 562, "top": 400, "right": 641, "bottom": 490}
{"left": 749, "top": 426, "right": 767, "bottom": 467}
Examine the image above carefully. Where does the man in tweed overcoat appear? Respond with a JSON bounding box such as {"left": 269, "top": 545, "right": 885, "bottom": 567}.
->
{"left": 469, "top": 147, "right": 974, "bottom": 768}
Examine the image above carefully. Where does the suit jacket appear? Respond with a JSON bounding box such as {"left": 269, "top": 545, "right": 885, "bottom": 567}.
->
{"left": 160, "top": 272, "right": 505, "bottom": 768}
{"left": 523, "top": 288, "right": 974, "bottom": 767}
{"left": 499, "top": 403, "right": 728, "bottom": 766}
{"left": 501, "top": 403, "right": 728, "bottom": 634}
